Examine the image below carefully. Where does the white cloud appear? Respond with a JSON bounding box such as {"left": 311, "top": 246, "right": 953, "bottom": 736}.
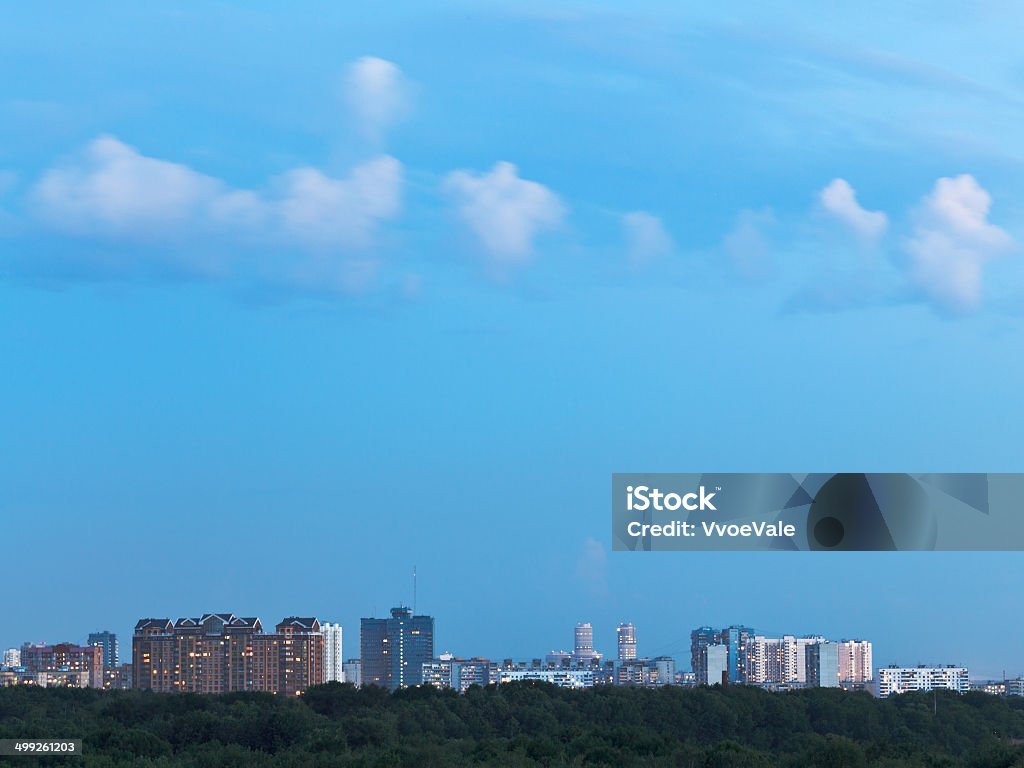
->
{"left": 819, "top": 178, "right": 888, "bottom": 242}
{"left": 724, "top": 208, "right": 775, "bottom": 278}
{"left": 344, "top": 57, "right": 410, "bottom": 140}
{"left": 442, "top": 161, "right": 565, "bottom": 266}
{"left": 31, "top": 136, "right": 226, "bottom": 237}
{"left": 30, "top": 136, "right": 402, "bottom": 253}
{"left": 904, "top": 174, "right": 1012, "bottom": 313}
{"left": 276, "top": 155, "right": 402, "bottom": 248}
{"left": 622, "top": 211, "right": 673, "bottom": 266}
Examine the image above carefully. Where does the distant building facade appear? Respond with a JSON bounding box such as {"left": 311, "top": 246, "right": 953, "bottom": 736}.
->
{"left": 422, "top": 654, "right": 496, "bottom": 692}
{"left": 88, "top": 631, "right": 119, "bottom": 670}
{"left": 20, "top": 642, "right": 102, "bottom": 689}
{"left": 1, "top": 669, "right": 92, "bottom": 688}
{"left": 321, "top": 623, "right": 344, "bottom": 683}
{"left": 360, "top": 607, "right": 434, "bottom": 691}
{"left": 2, "top": 648, "right": 19, "bottom": 668}
{"left": 616, "top": 623, "right": 637, "bottom": 662}
{"left": 691, "top": 625, "right": 754, "bottom": 684}
{"left": 747, "top": 635, "right": 826, "bottom": 686}
{"left": 691, "top": 627, "right": 722, "bottom": 685}
{"left": 342, "top": 659, "right": 361, "bottom": 687}
{"left": 499, "top": 666, "right": 593, "bottom": 689}
{"left": 877, "top": 665, "right": 969, "bottom": 698}
{"left": 572, "top": 622, "right": 602, "bottom": 665}
{"left": 132, "top": 613, "right": 324, "bottom": 695}
{"left": 805, "top": 642, "right": 840, "bottom": 688}
{"left": 837, "top": 640, "right": 873, "bottom": 685}
{"left": 615, "top": 656, "right": 676, "bottom": 687}
{"left": 706, "top": 644, "right": 728, "bottom": 686}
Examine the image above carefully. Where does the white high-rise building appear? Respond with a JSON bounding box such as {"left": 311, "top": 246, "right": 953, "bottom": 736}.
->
{"left": 877, "top": 665, "right": 969, "bottom": 698}
{"left": 573, "top": 622, "right": 601, "bottom": 664}
{"left": 616, "top": 623, "right": 637, "bottom": 662}
{"left": 342, "top": 659, "right": 361, "bottom": 688}
{"left": 706, "top": 644, "right": 728, "bottom": 686}
{"left": 2, "top": 648, "right": 20, "bottom": 668}
{"left": 321, "top": 623, "right": 343, "bottom": 683}
{"left": 837, "top": 640, "right": 873, "bottom": 684}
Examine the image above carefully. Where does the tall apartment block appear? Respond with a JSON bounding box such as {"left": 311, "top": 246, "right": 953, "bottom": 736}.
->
{"left": 746, "top": 635, "right": 826, "bottom": 686}
{"left": 132, "top": 613, "right": 324, "bottom": 695}
{"left": 805, "top": 642, "right": 840, "bottom": 687}
{"left": 20, "top": 642, "right": 103, "bottom": 688}
{"left": 616, "top": 623, "right": 637, "bottom": 662}
{"left": 837, "top": 640, "right": 873, "bottom": 685}
{"left": 572, "top": 622, "right": 602, "bottom": 665}
{"left": 321, "top": 623, "right": 344, "bottom": 683}
{"left": 691, "top": 627, "right": 722, "bottom": 685}
{"left": 360, "top": 606, "right": 434, "bottom": 691}
{"left": 88, "top": 631, "right": 119, "bottom": 671}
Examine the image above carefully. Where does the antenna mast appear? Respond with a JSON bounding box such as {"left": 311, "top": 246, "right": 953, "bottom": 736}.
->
{"left": 413, "top": 565, "right": 417, "bottom": 614}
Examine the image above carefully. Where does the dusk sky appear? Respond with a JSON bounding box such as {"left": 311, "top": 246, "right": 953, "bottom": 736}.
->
{"left": 3, "top": 2, "right": 1024, "bottom": 679}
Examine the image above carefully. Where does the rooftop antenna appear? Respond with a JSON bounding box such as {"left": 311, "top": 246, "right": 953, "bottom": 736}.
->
{"left": 413, "top": 565, "right": 417, "bottom": 614}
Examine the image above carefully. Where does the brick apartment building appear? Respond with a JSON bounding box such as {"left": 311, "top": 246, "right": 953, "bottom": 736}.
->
{"left": 20, "top": 642, "right": 103, "bottom": 688}
{"left": 132, "top": 613, "right": 323, "bottom": 695}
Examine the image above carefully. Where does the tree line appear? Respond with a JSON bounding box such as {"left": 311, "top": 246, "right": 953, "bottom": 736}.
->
{"left": 3, "top": 681, "right": 1024, "bottom": 766}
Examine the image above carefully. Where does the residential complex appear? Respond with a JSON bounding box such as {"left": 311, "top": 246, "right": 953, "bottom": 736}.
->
{"left": 877, "top": 666, "right": 970, "bottom": 698}
{"left": 19, "top": 642, "right": 103, "bottom": 689}
{"left": 132, "top": 613, "right": 324, "bottom": 696}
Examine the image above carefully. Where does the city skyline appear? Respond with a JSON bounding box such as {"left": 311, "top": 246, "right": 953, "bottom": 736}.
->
{"left": 0, "top": 607, "right": 992, "bottom": 685}
{"left": 4, "top": 2, "right": 1024, "bottom": 685}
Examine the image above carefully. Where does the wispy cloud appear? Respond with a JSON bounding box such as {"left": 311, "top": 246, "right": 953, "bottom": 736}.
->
{"left": 26, "top": 135, "right": 404, "bottom": 293}
{"left": 442, "top": 161, "right": 565, "bottom": 271}
{"left": 724, "top": 208, "right": 775, "bottom": 279}
{"left": 819, "top": 179, "right": 887, "bottom": 243}
{"left": 903, "top": 174, "right": 1012, "bottom": 314}
{"left": 344, "top": 57, "right": 411, "bottom": 141}
{"left": 622, "top": 211, "right": 673, "bottom": 266}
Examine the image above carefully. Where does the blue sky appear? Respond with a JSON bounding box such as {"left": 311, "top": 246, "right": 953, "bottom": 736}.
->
{"left": 2, "top": 1, "right": 1024, "bottom": 678}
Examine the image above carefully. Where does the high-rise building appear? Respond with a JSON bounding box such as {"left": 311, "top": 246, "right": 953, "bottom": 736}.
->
{"left": 2, "top": 648, "right": 19, "bottom": 668}
{"left": 342, "top": 659, "right": 361, "bottom": 687}
{"left": 723, "top": 625, "right": 755, "bottom": 683}
{"left": 616, "top": 623, "right": 637, "bottom": 662}
{"left": 360, "top": 606, "right": 434, "bottom": 691}
{"left": 837, "top": 640, "right": 873, "bottom": 685}
{"left": 706, "top": 644, "right": 728, "bottom": 686}
{"left": 20, "top": 643, "right": 102, "bottom": 688}
{"left": 746, "top": 635, "right": 826, "bottom": 685}
{"left": 806, "top": 642, "right": 840, "bottom": 688}
{"left": 877, "top": 665, "right": 969, "bottom": 698}
{"left": 691, "top": 627, "right": 722, "bottom": 685}
{"left": 132, "top": 613, "right": 324, "bottom": 695}
{"left": 321, "top": 623, "right": 344, "bottom": 683}
{"left": 88, "top": 631, "right": 119, "bottom": 670}
{"left": 572, "top": 622, "right": 601, "bottom": 665}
